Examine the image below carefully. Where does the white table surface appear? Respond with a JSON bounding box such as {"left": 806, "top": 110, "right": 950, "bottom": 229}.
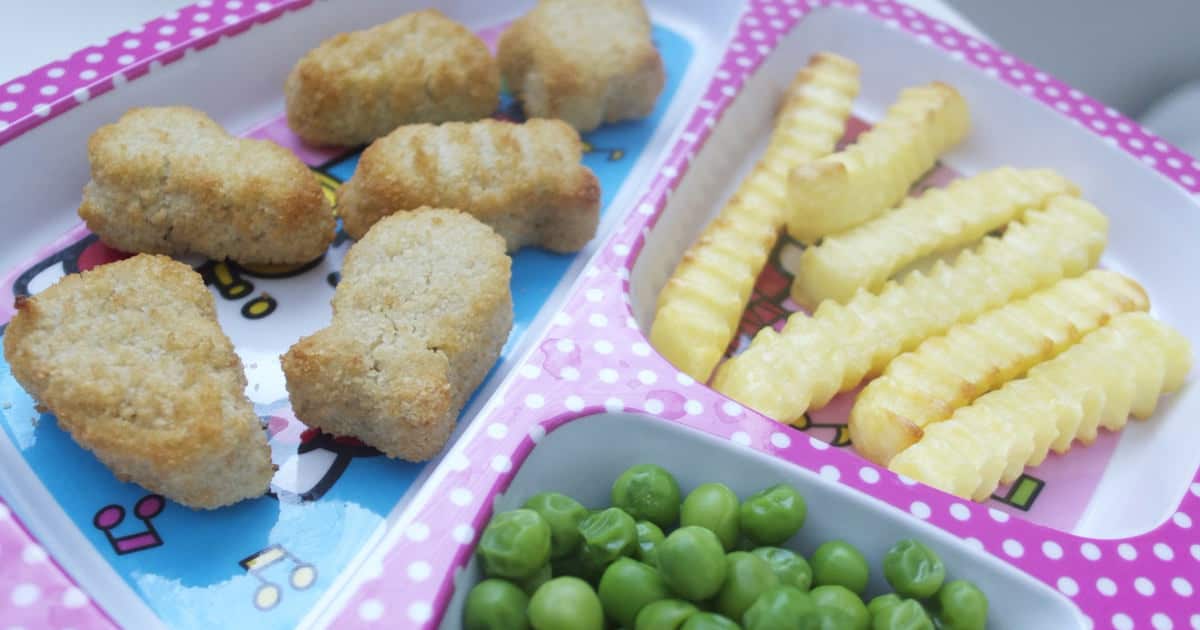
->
{"left": 0, "top": 1, "right": 983, "bottom": 85}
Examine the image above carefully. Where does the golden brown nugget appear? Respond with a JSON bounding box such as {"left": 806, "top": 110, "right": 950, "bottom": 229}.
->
{"left": 2, "top": 255, "right": 273, "bottom": 509}
{"left": 499, "top": 0, "right": 664, "bottom": 132}
{"left": 79, "top": 107, "right": 334, "bottom": 265}
{"left": 337, "top": 119, "right": 600, "bottom": 251}
{"left": 282, "top": 208, "right": 513, "bottom": 461}
{"left": 285, "top": 9, "right": 499, "bottom": 146}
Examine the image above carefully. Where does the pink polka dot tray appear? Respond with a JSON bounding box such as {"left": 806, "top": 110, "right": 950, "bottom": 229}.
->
{"left": 0, "top": 1, "right": 1197, "bottom": 629}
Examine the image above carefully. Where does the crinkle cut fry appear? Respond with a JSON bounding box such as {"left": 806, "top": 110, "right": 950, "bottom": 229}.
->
{"left": 792, "top": 167, "right": 1080, "bottom": 307}
{"left": 785, "top": 81, "right": 970, "bottom": 243}
{"left": 889, "top": 313, "right": 1191, "bottom": 501}
{"left": 849, "top": 269, "right": 1148, "bottom": 466}
{"left": 712, "top": 195, "right": 1108, "bottom": 424}
{"left": 649, "top": 53, "right": 859, "bottom": 382}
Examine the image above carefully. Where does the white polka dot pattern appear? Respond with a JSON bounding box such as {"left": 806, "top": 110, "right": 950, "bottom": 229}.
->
{"left": 0, "top": 0, "right": 297, "bottom": 147}
{"left": 0, "top": 499, "right": 111, "bottom": 627}
{"left": 0, "top": 0, "right": 1196, "bottom": 629}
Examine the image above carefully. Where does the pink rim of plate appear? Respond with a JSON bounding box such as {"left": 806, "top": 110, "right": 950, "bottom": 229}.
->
{"left": 0, "top": 1, "right": 1198, "bottom": 629}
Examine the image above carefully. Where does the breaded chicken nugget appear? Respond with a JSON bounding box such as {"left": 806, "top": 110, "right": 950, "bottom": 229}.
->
{"left": 337, "top": 119, "right": 600, "bottom": 252}
{"left": 2, "top": 255, "right": 273, "bottom": 509}
{"left": 285, "top": 9, "right": 500, "bottom": 147}
{"left": 79, "top": 106, "right": 334, "bottom": 265}
{"left": 281, "top": 208, "right": 513, "bottom": 461}
{"left": 499, "top": 0, "right": 665, "bottom": 132}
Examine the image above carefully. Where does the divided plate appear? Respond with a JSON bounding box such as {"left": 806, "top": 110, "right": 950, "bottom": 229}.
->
{"left": 0, "top": 1, "right": 741, "bottom": 628}
{"left": 2, "top": 1, "right": 1199, "bottom": 629}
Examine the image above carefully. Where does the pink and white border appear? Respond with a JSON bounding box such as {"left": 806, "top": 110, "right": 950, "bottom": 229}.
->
{"left": 1, "top": 1, "right": 1198, "bottom": 629}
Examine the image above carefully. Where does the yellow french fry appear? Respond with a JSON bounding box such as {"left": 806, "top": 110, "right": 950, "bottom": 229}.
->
{"left": 786, "top": 82, "right": 970, "bottom": 243}
{"left": 849, "top": 269, "right": 1148, "bottom": 467}
{"left": 712, "top": 195, "right": 1107, "bottom": 424}
{"left": 791, "top": 167, "right": 1079, "bottom": 307}
{"left": 649, "top": 53, "right": 859, "bottom": 382}
{"left": 889, "top": 313, "right": 1191, "bottom": 501}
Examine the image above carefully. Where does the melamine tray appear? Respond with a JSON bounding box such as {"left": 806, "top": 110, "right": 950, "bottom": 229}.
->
{"left": 0, "top": 1, "right": 741, "bottom": 627}
{"left": 2, "top": 1, "right": 1199, "bottom": 629}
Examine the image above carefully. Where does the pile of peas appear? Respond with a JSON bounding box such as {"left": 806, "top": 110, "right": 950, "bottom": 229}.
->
{"left": 464, "top": 464, "right": 988, "bottom": 629}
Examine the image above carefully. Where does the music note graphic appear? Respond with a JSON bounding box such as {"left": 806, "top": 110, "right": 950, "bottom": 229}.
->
{"left": 239, "top": 545, "right": 317, "bottom": 611}
{"left": 92, "top": 494, "right": 165, "bottom": 555}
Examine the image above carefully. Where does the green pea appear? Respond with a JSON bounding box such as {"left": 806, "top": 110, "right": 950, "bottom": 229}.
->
{"left": 714, "top": 551, "right": 780, "bottom": 620}
{"left": 636, "top": 521, "right": 666, "bottom": 567}
{"left": 657, "top": 526, "right": 728, "bottom": 601}
{"left": 516, "top": 563, "right": 552, "bottom": 595}
{"left": 680, "top": 483, "right": 740, "bottom": 551}
{"left": 872, "top": 599, "right": 933, "bottom": 630}
{"left": 635, "top": 599, "right": 699, "bottom": 630}
{"left": 612, "top": 464, "right": 682, "bottom": 528}
{"left": 742, "top": 585, "right": 817, "bottom": 630}
{"left": 464, "top": 579, "right": 530, "bottom": 630}
{"left": 811, "top": 585, "right": 869, "bottom": 630}
{"left": 574, "top": 545, "right": 616, "bottom": 585}
{"left": 524, "top": 492, "right": 589, "bottom": 559}
{"left": 578, "top": 507, "right": 638, "bottom": 567}
{"left": 933, "top": 580, "right": 988, "bottom": 630}
{"left": 751, "top": 546, "right": 813, "bottom": 591}
{"left": 680, "top": 612, "right": 740, "bottom": 630}
{"left": 882, "top": 540, "right": 946, "bottom": 599}
{"left": 866, "top": 593, "right": 904, "bottom": 618}
{"left": 598, "top": 558, "right": 672, "bottom": 628}
{"left": 528, "top": 576, "right": 604, "bottom": 630}
{"left": 739, "top": 484, "right": 807, "bottom": 546}
{"left": 810, "top": 540, "right": 869, "bottom": 594}
{"left": 478, "top": 509, "right": 552, "bottom": 580}
{"left": 814, "top": 608, "right": 859, "bottom": 630}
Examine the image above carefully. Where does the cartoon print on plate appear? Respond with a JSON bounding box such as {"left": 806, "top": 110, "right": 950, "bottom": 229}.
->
{"left": 10, "top": 234, "right": 131, "bottom": 300}
{"left": 239, "top": 544, "right": 318, "bottom": 611}
{"left": 93, "top": 494, "right": 166, "bottom": 555}
{"left": 263, "top": 402, "right": 382, "bottom": 503}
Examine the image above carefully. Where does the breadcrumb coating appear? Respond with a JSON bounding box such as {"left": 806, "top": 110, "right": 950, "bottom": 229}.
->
{"left": 3, "top": 255, "right": 274, "bottom": 509}
{"left": 79, "top": 106, "right": 334, "bottom": 265}
{"left": 499, "top": 0, "right": 664, "bottom": 132}
{"left": 282, "top": 208, "right": 513, "bottom": 461}
{"left": 285, "top": 9, "right": 499, "bottom": 147}
{"left": 337, "top": 118, "right": 599, "bottom": 252}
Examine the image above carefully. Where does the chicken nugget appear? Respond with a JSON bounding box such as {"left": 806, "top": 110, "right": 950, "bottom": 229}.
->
{"left": 499, "top": 0, "right": 665, "bottom": 132}
{"left": 337, "top": 119, "right": 600, "bottom": 252}
{"left": 79, "top": 106, "right": 334, "bottom": 265}
{"left": 281, "top": 208, "right": 513, "bottom": 461}
{"left": 2, "top": 255, "right": 274, "bottom": 509}
{"left": 285, "top": 9, "right": 500, "bottom": 147}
